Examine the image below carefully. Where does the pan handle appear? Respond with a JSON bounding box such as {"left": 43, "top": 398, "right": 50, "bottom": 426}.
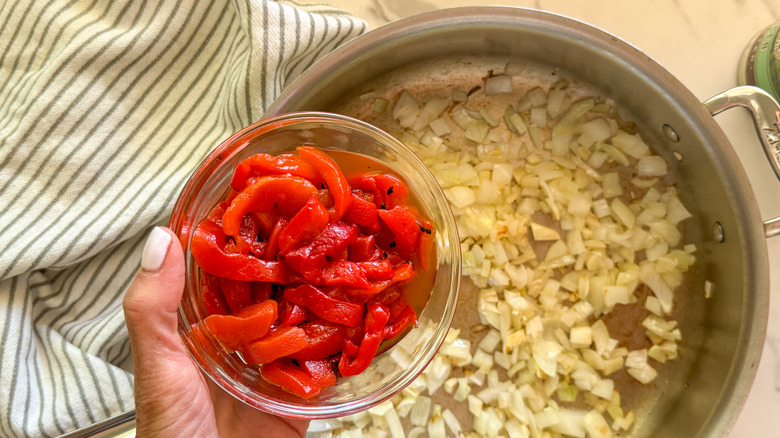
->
{"left": 703, "top": 85, "right": 780, "bottom": 238}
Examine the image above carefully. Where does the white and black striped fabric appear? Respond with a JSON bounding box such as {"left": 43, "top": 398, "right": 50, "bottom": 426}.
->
{"left": 0, "top": 1, "right": 365, "bottom": 436}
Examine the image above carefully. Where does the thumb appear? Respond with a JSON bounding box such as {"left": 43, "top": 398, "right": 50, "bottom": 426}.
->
{"left": 123, "top": 226, "right": 187, "bottom": 363}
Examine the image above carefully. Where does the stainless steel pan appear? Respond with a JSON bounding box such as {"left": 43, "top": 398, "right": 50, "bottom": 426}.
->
{"left": 265, "top": 7, "right": 780, "bottom": 437}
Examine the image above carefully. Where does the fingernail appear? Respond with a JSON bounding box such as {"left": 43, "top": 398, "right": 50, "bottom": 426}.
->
{"left": 141, "top": 227, "right": 172, "bottom": 272}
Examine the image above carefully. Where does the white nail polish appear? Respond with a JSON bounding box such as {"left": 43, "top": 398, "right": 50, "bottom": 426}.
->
{"left": 141, "top": 227, "right": 172, "bottom": 272}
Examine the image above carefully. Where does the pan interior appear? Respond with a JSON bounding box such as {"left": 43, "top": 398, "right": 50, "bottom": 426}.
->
{"left": 268, "top": 9, "right": 768, "bottom": 437}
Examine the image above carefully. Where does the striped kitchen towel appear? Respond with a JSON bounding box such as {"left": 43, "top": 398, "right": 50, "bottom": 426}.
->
{"left": 0, "top": 1, "right": 366, "bottom": 436}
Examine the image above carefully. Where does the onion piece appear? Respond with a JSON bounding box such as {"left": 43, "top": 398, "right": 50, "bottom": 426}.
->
{"left": 484, "top": 75, "right": 513, "bottom": 95}
{"left": 392, "top": 90, "right": 419, "bottom": 128}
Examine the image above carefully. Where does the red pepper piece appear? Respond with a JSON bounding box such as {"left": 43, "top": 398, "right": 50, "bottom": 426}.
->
{"left": 230, "top": 161, "right": 251, "bottom": 191}
{"left": 224, "top": 213, "right": 266, "bottom": 256}
{"left": 278, "top": 196, "right": 329, "bottom": 254}
{"left": 417, "top": 218, "right": 436, "bottom": 271}
{"left": 347, "top": 235, "right": 376, "bottom": 262}
{"left": 391, "top": 261, "right": 417, "bottom": 285}
{"left": 345, "top": 262, "right": 416, "bottom": 296}
{"left": 371, "top": 174, "right": 410, "bottom": 208}
{"left": 377, "top": 205, "right": 421, "bottom": 257}
{"left": 284, "top": 284, "right": 363, "bottom": 327}
{"left": 289, "top": 321, "right": 347, "bottom": 360}
{"left": 219, "top": 278, "right": 253, "bottom": 314}
{"left": 344, "top": 324, "right": 364, "bottom": 346}
{"left": 383, "top": 305, "right": 417, "bottom": 339}
{"left": 230, "top": 153, "right": 322, "bottom": 191}
{"left": 253, "top": 211, "right": 278, "bottom": 240}
{"left": 241, "top": 326, "right": 308, "bottom": 364}
{"left": 250, "top": 282, "right": 273, "bottom": 303}
{"left": 225, "top": 190, "right": 240, "bottom": 208}
{"left": 374, "top": 286, "right": 402, "bottom": 307}
{"left": 297, "top": 146, "right": 352, "bottom": 222}
{"left": 349, "top": 174, "right": 410, "bottom": 209}
{"left": 203, "top": 300, "right": 278, "bottom": 350}
{"left": 263, "top": 216, "right": 289, "bottom": 261}
{"left": 318, "top": 260, "right": 373, "bottom": 290}
{"left": 261, "top": 359, "right": 321, "bottom": 399}
{"left": 315, "top": 188, "right": 335, "bottom": 210}
{"left": 191, "top": 215, "right": 295, "bottom": 283}
{"left": 338, "top": 303, "right": 390, "bottom": 376}
{"left": 367, "top": 248, "right": 387, "bottom": 262}
{"left": 357, "top": 260, "right": 394, "bottom": 281}
{"left": 299, "top": 359, "right": 337, "bottom": 389}
{"left": 342, "top": 192, "right": 382, "bottom": 234}
{"left": 200, "top": 271, "right": 229, "bottom": 315}
{"left": 283, "top": 222, "right": 359, "bottom": 280}
{"left": 222, "top": 175, "right": 317, "bottom": 237}
{"left": 277, "top": 298, "right": 309, "bottom": 327}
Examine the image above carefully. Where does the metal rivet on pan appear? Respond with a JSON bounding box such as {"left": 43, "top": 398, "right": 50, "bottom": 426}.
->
{"left": 712, "top": 222, "right": 725, "bottom": 242}
{"left": 662, "top": 124, "right": 680, "bottom": 143}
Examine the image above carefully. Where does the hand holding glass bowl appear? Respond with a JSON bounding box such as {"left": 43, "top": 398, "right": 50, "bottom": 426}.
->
{"left": 169, "top": 112, "right": 460, "bottom": 419}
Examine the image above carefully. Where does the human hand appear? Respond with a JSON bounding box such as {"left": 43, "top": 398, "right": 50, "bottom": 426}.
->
{"left": 123, "top": 227, "right": 310, "bottom": 437}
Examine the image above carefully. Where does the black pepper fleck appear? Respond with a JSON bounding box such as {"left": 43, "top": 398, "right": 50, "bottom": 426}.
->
{"left": 389, "top": 241, "right": 396, "bottom": 248}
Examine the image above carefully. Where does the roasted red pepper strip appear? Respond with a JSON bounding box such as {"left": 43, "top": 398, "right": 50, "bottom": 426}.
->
{"left": 277, "top": 195, "right": 329, "bottom": 254}
{"left": 224, "top": 213, "right": 265, "bottom": 256}
{"left": 289, "top": 321, "right": 347, "bottom": 360}
{"left": 297, "top": 146, "right": 352, "bottom": 222}
{"left": 263, "top": 216, "right": 288, "bottom": 261}
{"left": 372, "top": 174, "right": 409, "bottom": 208}
{"left": 250, "top": 282, "right": 273, "bottom": 304}
{"left": 219, "top": 278, "right": 252, "bottom": 314}
{"left": 383, "top": 305, "right": 417, "bottom": 339}
{"left": 191, "top": 213, "right": 295, "bottom": 283}
{"left": 345, "top": 261, "right": 416, "bottom": 296}
{"left": 284, "top": 284, "right": 363, "bottom": 327}
{"left": 223, "top": 175, "right": 317, "bottom": 237}
{"left": 342, "top": 192, "right": 381, "bottom": 234}
{"left": 200, "top": 271, "right": 229, "bottom": 315}
{"left": 299, "top": 359, "right": 337, "bottom": 389}
{"left": 261, "top": 359, "right": 321, "bottom": 399}
{"left": 283, "top": 222, "right": 359, "bottom": 280}
{"left": 377, "top": 205, "right": 421, "bottom": 257}
{"left": 203, "top": 300, "right": 278, "bottom": 350}
{"left": 318, "top": 260, "right": 374, "bottom": 290}
{"left": 357, "top": 260, "right": 394, "bottom": 281}
{"left": 277, "top": 298, "right": 309, "bottom": 327}
{"left": 417, "top": 218, "right": 436, "bottom": 271}
{"left": 338, "top": 303, "right": 390, "bottom": 376}
{"left": 349, "top": 173, "right": 410, "bottom": 209}
{"left": 253, "top": 211, "right": 277, "bottom": 240}
{"left": 231, "top": 153, "right": 322, "bottom": 191}
{"left": 241, "top": 326, "right": 308, "bottom": 364}
{"left": 347, "top": 235, "right": 376, "bottom": 262}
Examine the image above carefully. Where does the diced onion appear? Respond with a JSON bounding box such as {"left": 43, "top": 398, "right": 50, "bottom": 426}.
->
{"left": 330, "top": 73, "right": 696, "bottom": 438}
{"left": 484, "top": 75, "right": 513, "bottom": 95}
{"left": 637, "top": 155, "right": 668, "bottom": 177}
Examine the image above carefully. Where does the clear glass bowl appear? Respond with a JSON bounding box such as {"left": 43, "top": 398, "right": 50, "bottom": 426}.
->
{"left": 169, "top": 112, "right": 461, "bottom": 419}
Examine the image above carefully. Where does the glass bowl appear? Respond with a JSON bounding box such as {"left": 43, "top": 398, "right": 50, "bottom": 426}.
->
{"left": 169, "top": 111, "right": 461, "bottom": 419}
